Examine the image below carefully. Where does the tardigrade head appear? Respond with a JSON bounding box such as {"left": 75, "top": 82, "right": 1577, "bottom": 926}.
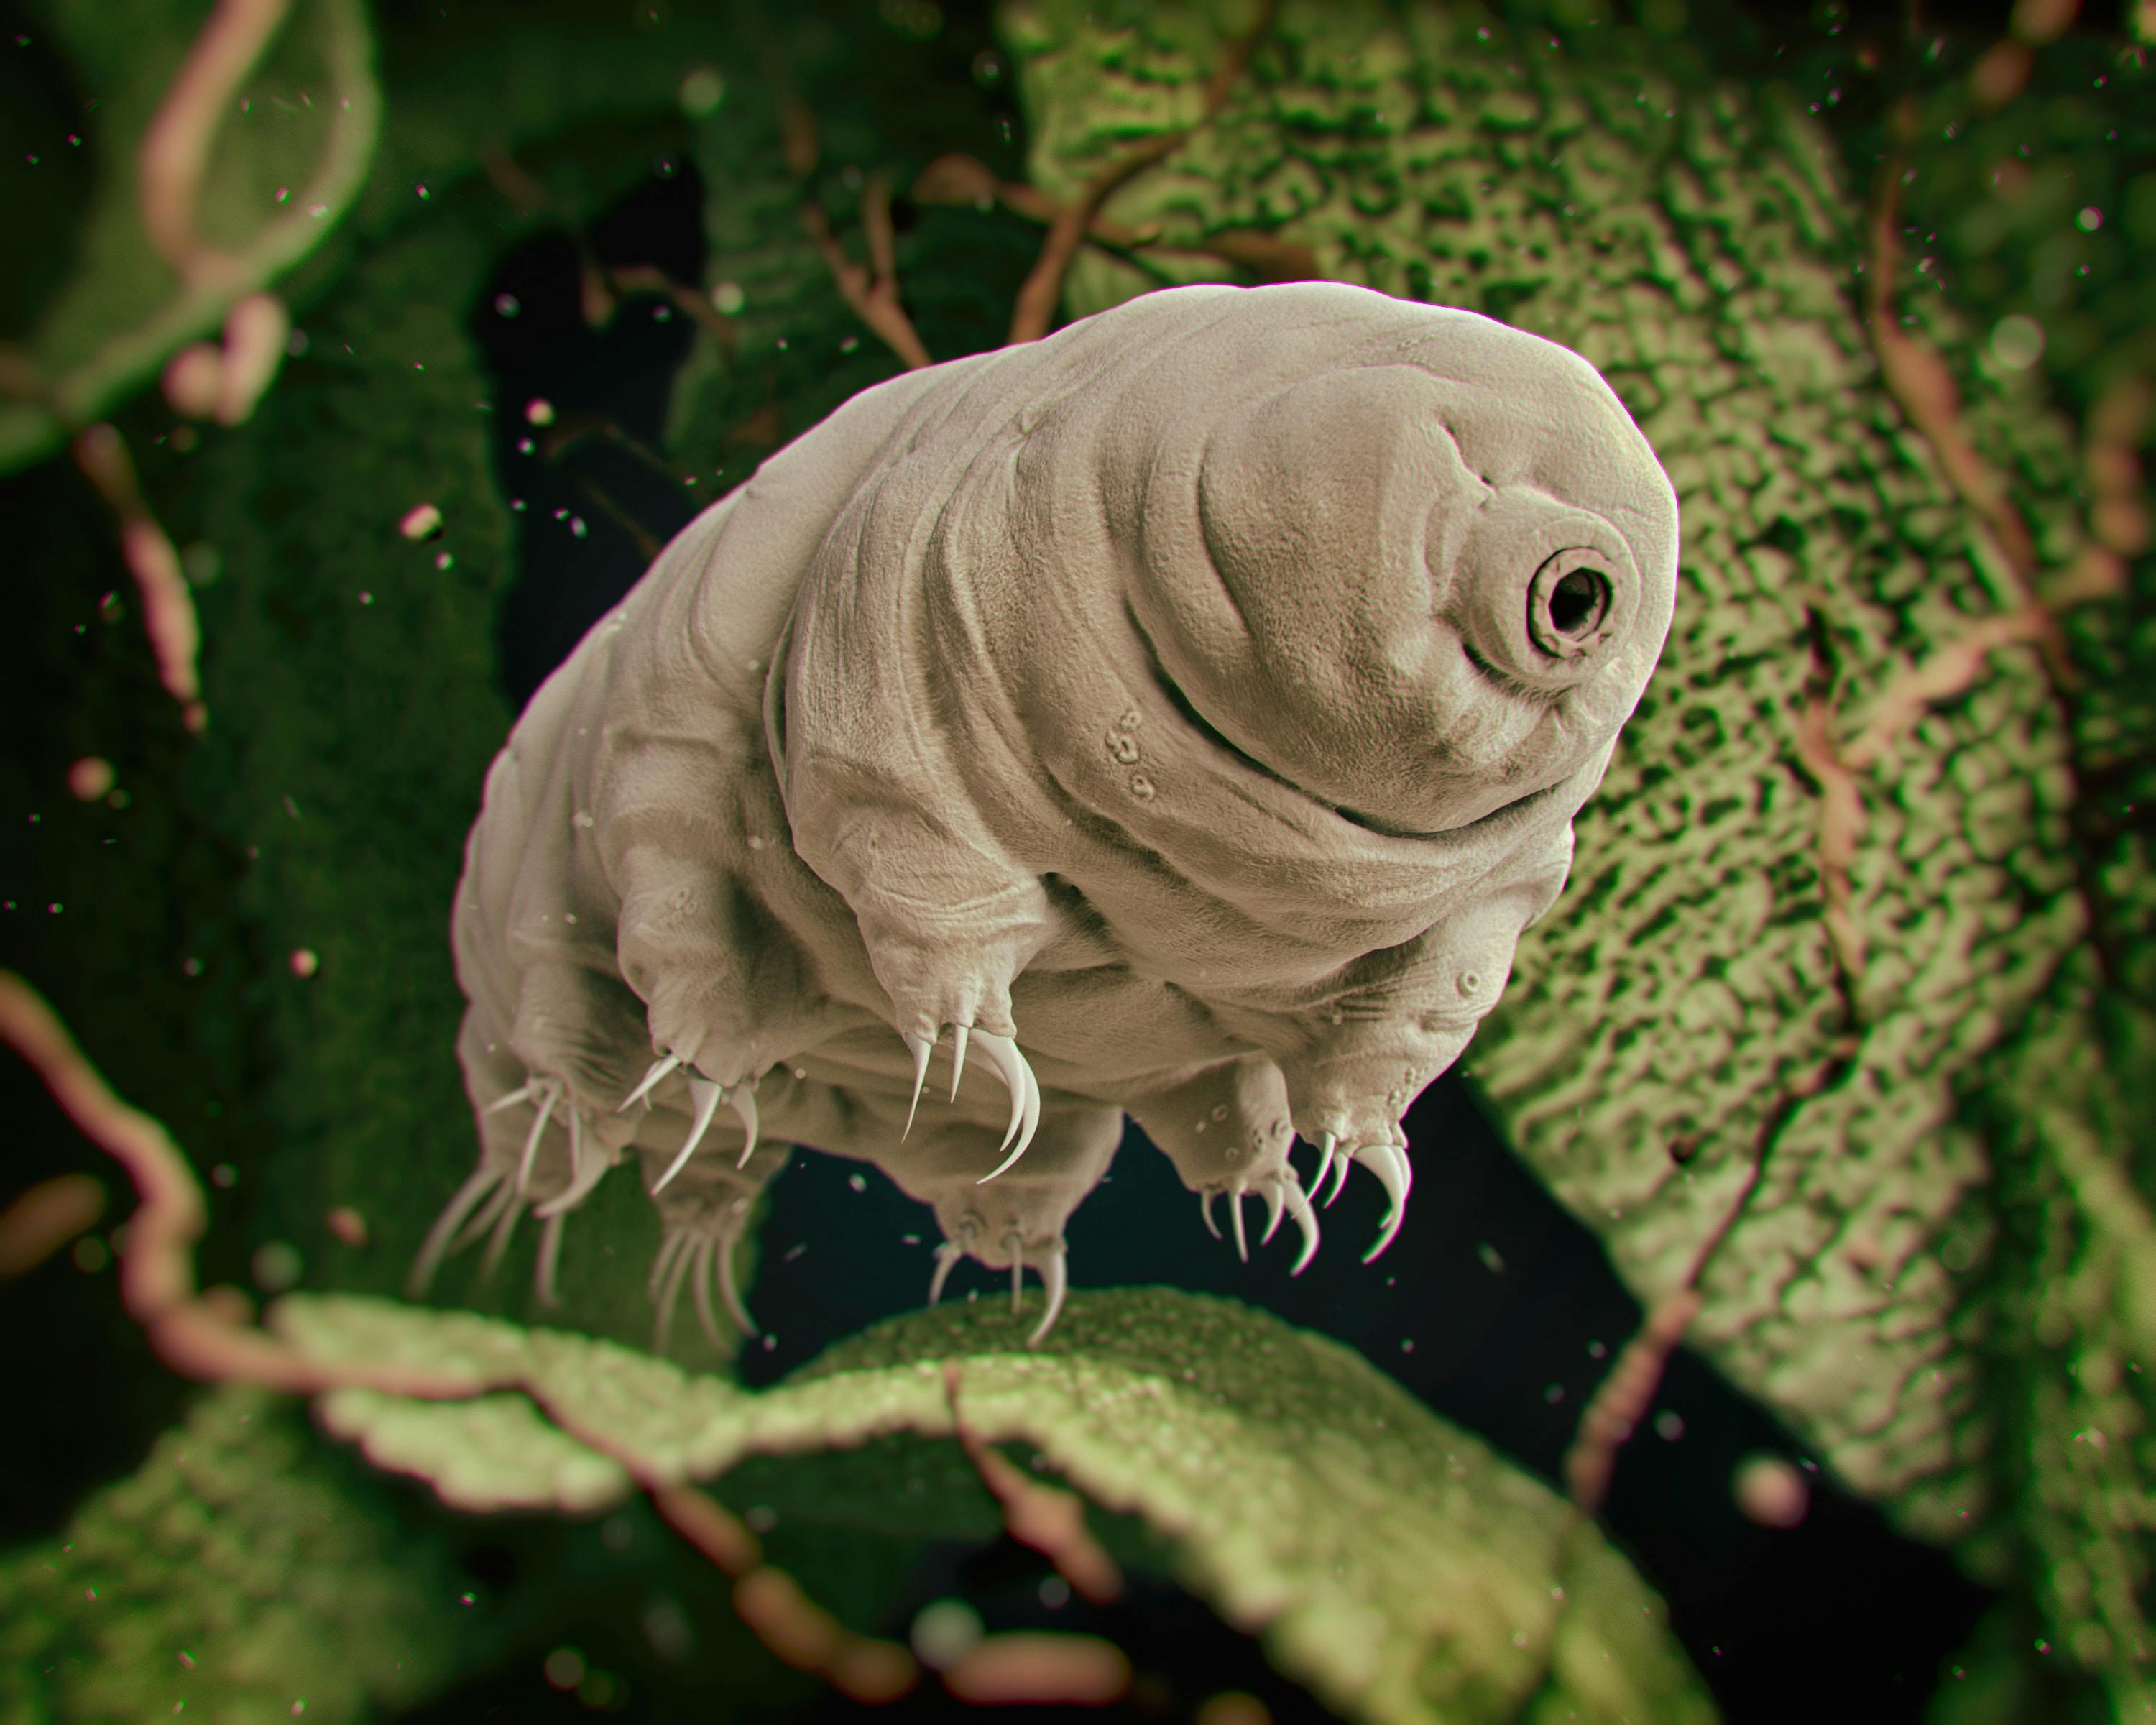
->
{"left": 1117, "top": 283, "right": 1680, "bottom": 833}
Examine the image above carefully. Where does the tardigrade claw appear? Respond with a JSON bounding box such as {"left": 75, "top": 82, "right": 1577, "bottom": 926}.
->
{"left": 1323, "top": 1133, "right": 1353, "bottom": 1208}
{"left": 650, "top": 1072, "right": 760, "bottom": 1192}
{"left": 1228, "top": 1182, "right": 1250, "bottom": 1263}
{"left": 727, "top": 1077, "right": 760, "bottom": 1168}
{"left": 716, "top": 1231, "right": 757, "bottom": 1336}
{"left": 971, "top": 1030, "right": 1041, "bottom": 1182}
{"left": 1353, "top": 1141, "right": 1414, "bottom": 1264}
{"left": 1282, "top": 1177, "right": 1320, "bottom": 1276}
{"left": 1200, "top": 1188, "right": 1221, "bottom": 1239}
{"left": 927, "top": 1215, "right": 979, "bottom": 1307}
{"left": 1260, "top": 1176, "right": 1286, "bottom": 1246}
{"left": 534, "top": 1211, "right": 567, "bottom": 1308}
{"left": 532, "top": 1105, "right": 612, "bottom": 1219}
{"left": 619, "top": 1052, "right": 682, "bottom": 1113}
{"left": 902, "top": 1029, "right": 934, "bottom": 1138}
{"left": 1027, "top": 1241, "right": 1068, "bottom": 1348}
{"left": 653, "top": 1077, "right": 724, "bottom": 1194}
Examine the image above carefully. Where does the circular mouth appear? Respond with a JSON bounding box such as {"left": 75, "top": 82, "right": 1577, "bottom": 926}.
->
{"left": 1526, "top": 550, "right": 1616, "bottom": 659}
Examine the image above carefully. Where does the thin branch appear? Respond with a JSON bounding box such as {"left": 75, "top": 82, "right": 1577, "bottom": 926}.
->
{"left": 0, "top": 1173, "right": 106, "bottom": 1279}
{"left": 1007, "top": 0, "right": 1279, "bottom": 344}
{"left": 73, "top": 424, "right": 208, "bottom": 732}
{"left": 915, "top": 153, "right": 1318, "bottom": 285}
{"left": 944, "top": 1364, "right": 1123, "bottom": 1605}
{"left": 571, "top": 477, "right": 666, "bottom": 562}
{"left": 795, "top": 162, "right": 934, "bottom": 371}
{"left": 0, "top": 970, "right": 476, "bottom": 1397}
{"left": 1562, "top": 1294, "right": 1703, "bottom": 1514}
{"left": 1560, "top": 1037, "right": 1858, "bottom": 1514}
{"left": 138, "top": 0, "right": 291, "bottom": 284}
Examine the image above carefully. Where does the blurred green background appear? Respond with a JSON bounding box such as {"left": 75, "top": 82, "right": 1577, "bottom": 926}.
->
{"left": 2, "top": 1, "right": 2152, "bottom": 1720}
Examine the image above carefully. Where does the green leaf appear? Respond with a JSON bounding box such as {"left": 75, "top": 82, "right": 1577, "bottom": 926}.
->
{"left": 275, "top": 1285, "right": 1716, "bottom": 1724}
{"left": 0, "top": 1385, "right": 456, "bottom": 1725}
{"left": 1, "top": 0, "right": 382, "bottom": 472}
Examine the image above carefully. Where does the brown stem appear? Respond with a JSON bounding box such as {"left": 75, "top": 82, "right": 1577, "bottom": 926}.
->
{"left": 570, "top": 477, "right": 666, "bottom": 562}
{"left": 944, "top": 1364, "right": 1123, "bottom": 1605}
{"left": 796, "top": 171, "right": 934, "bottom": 371}
{"left": 1006, "top": 0, "right": 1278, "bottom": 344}
{"left": 0, "top": 970, "right": 476, "bottom": 1397}
{"left": 137, "top": 0, "right": 291, "bottom": 284}
{"left": 72, "top": 424, "right": 208, "bottom": 732}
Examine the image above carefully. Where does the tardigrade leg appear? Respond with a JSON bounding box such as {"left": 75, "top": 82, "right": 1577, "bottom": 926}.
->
{"left": 1123, "top": 1054, "right": 1329, "bottom": 1274}
{"left": 410, "top": 998, "right": 634, "bottom": 1302}
{"left": 869, "top": 1103, "right": 1123, "bottom": 1348}
{"left": 637, "top": 1132, "right": 793, "bottom": 1353}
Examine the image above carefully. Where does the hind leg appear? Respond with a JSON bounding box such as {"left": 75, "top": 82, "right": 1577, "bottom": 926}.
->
{"left": 862, "top": 1103, "right": 1123, "bottom": 1347}
{"left": 1123, "top": 1054, "right": 1327, "bottom": 1274}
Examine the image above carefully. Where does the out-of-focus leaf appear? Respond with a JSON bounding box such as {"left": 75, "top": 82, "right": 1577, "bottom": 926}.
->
{"left": 0, "top": 1384, "right": 455, "bottom": 1725}
{"left": 277, "top": 1285, "right": 1717, "bottom": 1724}
{"left": 995, "top": 0, "right": 2154, "bottom": 1709}
{"left": 0, "top": 0, "right": 381, "bottom": 471}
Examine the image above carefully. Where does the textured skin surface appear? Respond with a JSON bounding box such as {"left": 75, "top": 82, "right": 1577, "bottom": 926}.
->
{"left": 995, "top": 0, "right": 2108, "bottom": 1555}
{"left": 280, "top": 1286, "right": 1717, "bottom": 1724}
{"left": 430, "top": 280, "right": 1678, "bottom": 1334}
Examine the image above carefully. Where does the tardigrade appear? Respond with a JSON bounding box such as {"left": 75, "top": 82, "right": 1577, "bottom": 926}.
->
{"left": 413, "top": 281, "right": 1680, "bottom": 1348}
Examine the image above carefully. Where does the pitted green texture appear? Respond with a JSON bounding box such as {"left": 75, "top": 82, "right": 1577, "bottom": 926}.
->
{"left": 278, "top": 1286, "right": 1714, "bottom": 1724}
{"left": 1000, "top": 0, "right": 2098, "bottom": 1545}
{"left": 0, "top": 1386, "right": 453, "bottom": 1725}
{"left": 0, "top": 0, "right": 381, "bottom": 472}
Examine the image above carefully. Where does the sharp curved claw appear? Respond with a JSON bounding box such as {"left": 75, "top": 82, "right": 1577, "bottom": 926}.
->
{"left": 1261, "top": 1176, "right": 1286, "bottom": 1246}
{"left": 1283, "top": 1177, "right": 1320, "bottom": 1276}
{"left": 902, "top": 1030, "right": 933, "bottom": 1139}
{"left": 513, "top": 1082, "right": 558, "bottom": 1197}
{"left": 927, "top": 1241, "right": 962, "bottom": 1307}
{"left": 1026, "top": 1243, "right": 1067, "bottom": 1348}
{"left": 451, "top": 1177, "right": 518, "bottom": 1256}
{"left": 1229, "top": 1184, "right": 1250, "bottom": 1264}
{"left": 1354, "top": 1141, "right": 1412, "bottom": 1264}
{"left": 531, "top": 1110, "right": 609, "bottom": 1219}
{"left": 653, "top": 1233, "right": 696, "bottom": 1351}
{"left": 647, "top": 1227, "right": 688, "bottom": 1302}
{"left": 717, "top": 1232, "right": 757, "bottom": 1336}
{"left": 1324, "top": 1137, "right": 1353, "bottom": 1208}
{"left": 653, "top": 1076, "right": 724, "bottom": 1194}
{"left": 728, "top": 1080, "right": 760, "bottom": 1169}
{"left": 483, "top": 1082, "right": 534, "bottom": 1116}
{"left": 407, "top": 1167, "right": 504, "bottom": 1298}
{"left": 949, "top": 1024, "right": 969, "bottom": 1103}
{"left": 972, "top": 1031, "right": 1041, "bottom": 1183}
{"left": 619, "top": 1053, "right": 681, "bottom": 1113}
{"left": 1200, "top": 1188, "right": 1220, "bottom": 1239}
{"left": 478, "top": 1187, "right": 523, "bottom": 1281}
{"left": 533, "top": 1210, "right": 566, "bottom": 1308}
{"left": 689, "top": 1238, "right": 724, "bottom": 1351}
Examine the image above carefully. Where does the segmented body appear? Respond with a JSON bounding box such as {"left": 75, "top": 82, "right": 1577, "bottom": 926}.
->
{"left": 415, "top": 282, "right": 1680, "bottom": 1348}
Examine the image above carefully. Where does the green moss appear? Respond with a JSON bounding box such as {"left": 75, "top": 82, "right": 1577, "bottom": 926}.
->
{"left": 275, "top": 1284, "right": 1715, "bottom": 1724}
{"left": 0, "top": 1386, "right": 455, "bottom": 1725}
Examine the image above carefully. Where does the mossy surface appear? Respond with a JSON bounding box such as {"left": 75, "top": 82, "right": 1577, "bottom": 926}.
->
{"left": 277, "top": 1284, "right": 1715, "bottom": 1724}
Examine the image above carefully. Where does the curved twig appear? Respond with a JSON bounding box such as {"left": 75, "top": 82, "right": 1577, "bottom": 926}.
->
{"left": 1007, "top": 0, "right": 1279, "bottom": 344}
